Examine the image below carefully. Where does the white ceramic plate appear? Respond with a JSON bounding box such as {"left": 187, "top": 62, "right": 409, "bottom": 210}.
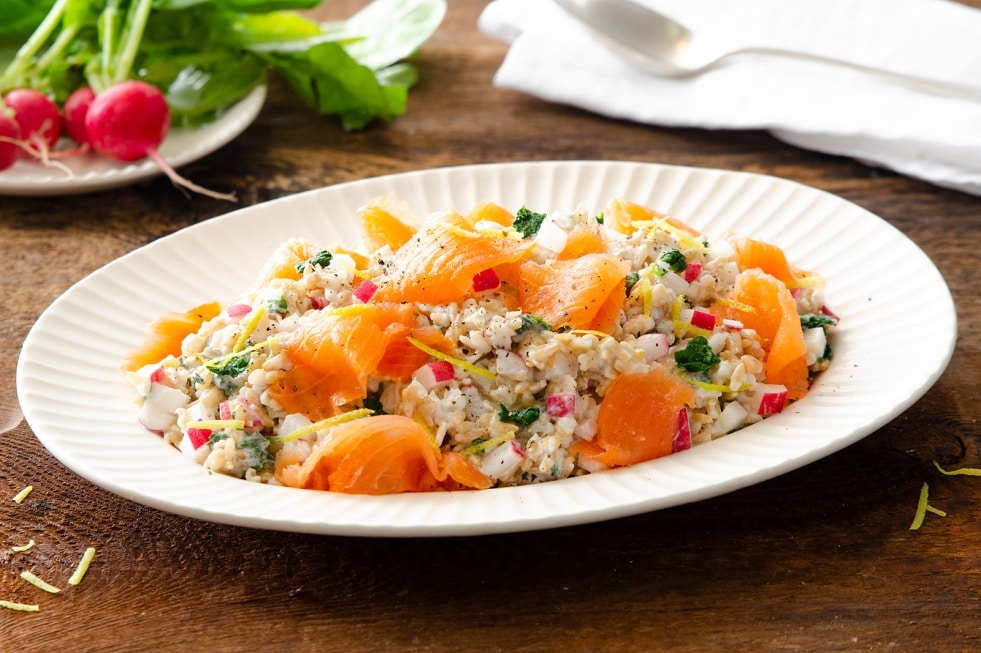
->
{"left": 0, "top": 85, "right": 266, "bottom": 196}
{"left": 17, "top": 161, "right": 956, "bottom": 537}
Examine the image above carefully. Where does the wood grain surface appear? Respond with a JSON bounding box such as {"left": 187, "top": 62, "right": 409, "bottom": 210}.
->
{"left": 3, "top": 2, "right": 981, "bottom": 651}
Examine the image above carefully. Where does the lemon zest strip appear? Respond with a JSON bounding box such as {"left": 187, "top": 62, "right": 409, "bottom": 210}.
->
{"left": 20, "top": 570, "right": 61, "bottom": 594}
{"left": 407, "top": 336, "right": 495, "bottom": 379}
{"left": 462, "top": 432, "right": 515, "bottom": 456}
{"left": 233, "top": 304, "right": 267, "bottom": 352}
{"left": 0, "top": 600, "right": 39, "bottom": 612}
{"left": 266, "top": 409, "right": 374, "bottom": 446}
{"left": 68, "top": 547, "right": 97, "bottom": 586}
{"left": 12, "top": 486, "right": 33, "bottom": 504}
{"left": 11, "top": 539, "right": 35, "bottom": 553}
{"left": 933, "top": 460, "right": 981, "bottom": 476}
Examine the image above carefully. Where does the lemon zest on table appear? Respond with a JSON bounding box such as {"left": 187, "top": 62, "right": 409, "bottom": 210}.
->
{"left": 266, "top": 409, "right": 374, "bottom": 445}
{"left": 20, "top": 570, "right": 61, "bottom": 594}
{"left": 12, "top": 486, "right": 33, "bottom": 504}
{"left": 0, "top": 600, "right": 39, "bottom": 612}
{"left": 68, "top": 547, "right": 97, "bottom": 586}
{"left": 407, "top": 336, "right": 495, "bottom": 379}
{"left": 909, "top": 482, "right": 946, "bottom": 531}
{"left": 11, "top": 539, "right": 35, "bottom": 553}
{"left": 933, "top": 460, "right": 981, "bottom": 476}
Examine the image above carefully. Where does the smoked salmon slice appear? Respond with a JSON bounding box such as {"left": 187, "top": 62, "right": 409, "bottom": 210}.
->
{"left": 573, "top": 365, "right": 696, "bottom": 467}
{"left": 712, "top": 268, "right": 809, "bottom": 399}
{"left": 373, "top": 212, "right": 535, "bottom": 304}
{"left": 124, "top": 301, "right": 221, "bottom": 371}
{"left": 516, "top": 253, "right": 630, "bottom": 333}
{"left": 275, "top": 414, "right": 492, "bottom": 494}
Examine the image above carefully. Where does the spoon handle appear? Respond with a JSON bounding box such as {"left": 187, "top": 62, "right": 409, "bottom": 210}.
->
{"left": 740, "top": 46, "right": 981, "bottom": 103}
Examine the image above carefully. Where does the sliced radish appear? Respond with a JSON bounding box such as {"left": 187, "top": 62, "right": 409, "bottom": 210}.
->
{"left": 717, "top": 400, "right": 748, "bottom": 434}
{"left": 472, "top": 268, "right": 500, "bottom": 292}
{"left": 353, "top": 279, "right": 378, "bottom": 303}
{"left": 226, "top": 303, "right": 252, "bottom": 318}
{"left": 309, "top": 295, "right": 328, "bottom": 310}
{"left": 683, "top": 261, "right": 702, "bottom": 283}
{"left": 495, "top": 348, "right": 530, "bottom": 380}
{"left": 545, "top": 393, "right": 576, "bottom": 418}
{"left": 185, "top": 427, "right": 213, "bottom": 450}
{"left": 149, "top": 366, "right": 167, "bottom": 384}
{"left": 820, "top": 305, "right": 841, "bottom": 322}
{"left": 690, "top": 309, "right": 716, "bottom": 331}
{"left": 672, "top": 407, "right": 692, "bottom": 452}
{"left": 412, "top": 360, "right": 455, "bottom": 390}
{"left": 138, "top": 383, "right": 189, "bottom": 432}
{"left": 722, "top": 318, "right": 744, "bottom": 330}
{"left": 803, "top": 327, "right": 827, "bottom": 364}
{"left": 752, "top": 384, "right": 788, "bottom": 416}
{"left": 635, "top": 332, "right": 670, "bottom": 362}
{"left": 534, "top": 214, "right": 568, "bottom": 253}
{"left": 478, "top": 439, "right": 526, "bottom": 480}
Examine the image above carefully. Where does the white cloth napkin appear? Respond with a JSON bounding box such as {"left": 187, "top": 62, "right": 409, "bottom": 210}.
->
{"left": 479, "top": 0, "right": 981, "bottom": 196}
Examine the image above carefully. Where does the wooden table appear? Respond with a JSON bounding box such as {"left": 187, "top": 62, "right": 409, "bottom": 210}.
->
{"left": 3, "top": 1, "right": 980, "bottom": 650}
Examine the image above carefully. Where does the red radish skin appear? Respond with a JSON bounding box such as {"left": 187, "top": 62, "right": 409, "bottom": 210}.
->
{"left": 472, "top": 268, "right": 501, "bottom": 292}
{"left": 673, "top": 407, "right": 692, "bottom": 453}
{"left": 2, "top": 89, "right": 62, "bottom": 158}
{"left": 0, "top": 112, "right": 21, "bottom": 171}
{"left": 63, "top": 86, "right": 96, "bottom": 145}
{"left": 84, "top": 81, "right": 235, "bottom": 201}
{"left": 353, "top": 279, "right": 378, "bottom": 303}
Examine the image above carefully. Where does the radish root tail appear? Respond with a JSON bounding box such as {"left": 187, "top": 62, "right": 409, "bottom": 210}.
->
{"left": 146, "top": 148, "right": 236, "bottom": 202}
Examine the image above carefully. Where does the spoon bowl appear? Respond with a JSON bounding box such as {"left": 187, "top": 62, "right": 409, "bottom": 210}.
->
{"left": 554, "top": 0, "right": 981, "bottom": 100}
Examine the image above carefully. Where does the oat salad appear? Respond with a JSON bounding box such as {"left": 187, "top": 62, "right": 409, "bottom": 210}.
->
{"left": 126, "top": 196, "right": 837, "bottom": 495}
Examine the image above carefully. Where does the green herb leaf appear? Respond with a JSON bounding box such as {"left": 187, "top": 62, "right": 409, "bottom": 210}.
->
{"left": 658, "top": 248, "right": 687, "bottom": 274}
{"left": 296, "top": 249, "right": 333, "bottom": 273}
{"left": 237, "top": 432, "right": 272, "bottom": 471}
{"left": 674, "top": 336, "right": 720, "bottom": 372}
{"left": 498, "top": 403, "right": 540, "bottom": 426}
{"left": 800, "top": 314, "right": 837, "bottom": 329}
{"left": 512, "top": 207, "right": 547, "bottom": 239}
{"left": 624, "top": 271, "right": 639, "bottom": 294}
{"left": 516, "top": 313, "right": 552, "bottom": 334}
{"left": 206, "top": 354, "right": 250, "bottom": 377}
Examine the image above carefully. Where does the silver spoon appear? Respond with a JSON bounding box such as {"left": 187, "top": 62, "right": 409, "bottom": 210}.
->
{"left": 554, "top": 0, "right": 981, "bottom": 102}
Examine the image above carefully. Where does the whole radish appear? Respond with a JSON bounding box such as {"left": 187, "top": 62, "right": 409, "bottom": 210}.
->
{"left": 2, "top": 89, "right": 62, "bottom": 157}
{"left": 63, "top": 86, "right": 96, "bottom": 145}
{"left": 85, "top": 81, "right": 170, "bottom": 162}
{"left": 0, "top": 111, "right": 22, "bottom": 171}
{"left": 85, "top": 81, "right": 234, "bottom": 200}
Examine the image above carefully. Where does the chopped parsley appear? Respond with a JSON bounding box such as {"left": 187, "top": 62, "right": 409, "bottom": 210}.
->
{"left": 658, "top": 248, "right": 688, "bottom": 274}
{"left": 625, "top": 271, "right": 640, "bottom": 294}
{"left": 206, "top": 353, "right": 250, "bottom": 396}
{"left": 800, "top": 314, "right": 837, "bottom": 329}
{"left": 498, "top": 403, "right": 541, "bottom": 426}
{"left": 206, "top": 354, "right": 250, "bottom": 378}
{"left": 361, "top": 395, "right": 386, "bottom": 415}
{"left": 266, "top": 296, "right": 288, "bottom": 314}
{"left": 238, "top": 432, "right": 272, "bottom": 470}
{"left": 513, "top": 207, "right": 547, "bottom": 238}
{"left": 295, "top": 249, "right": 333, "bottom": 273}
{"left": 595, "top": 211, "right": 605, "bottom": 225}
{"left": 517, "top": 314, "right": 552, "bottom": 334}
{"left": 674, "top": 336, "right": 720, "bottom": 372}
